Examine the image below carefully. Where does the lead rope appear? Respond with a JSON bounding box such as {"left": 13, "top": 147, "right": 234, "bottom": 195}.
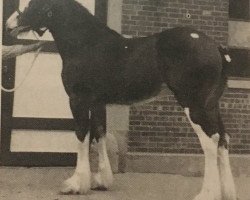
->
{"left": 1, "top": 31, "right": 42, "bottom": 93}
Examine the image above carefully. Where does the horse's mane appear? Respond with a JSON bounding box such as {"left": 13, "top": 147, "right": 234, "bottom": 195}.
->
{"left": 58, "top": 0, "right": 122, "bottom": 38}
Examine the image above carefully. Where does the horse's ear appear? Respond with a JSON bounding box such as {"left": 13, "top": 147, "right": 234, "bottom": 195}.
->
{"left": 42, "top": 0, "right": 56, "bottom": 11}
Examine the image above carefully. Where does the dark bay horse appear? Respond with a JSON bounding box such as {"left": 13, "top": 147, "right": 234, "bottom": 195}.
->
{"left": 6, "top": 0, "right": 236, "bottom": 199}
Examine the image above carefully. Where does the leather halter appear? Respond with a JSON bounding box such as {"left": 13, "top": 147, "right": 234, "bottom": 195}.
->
{"left": 15, "top": 7, "right": 49, "bottom": 37}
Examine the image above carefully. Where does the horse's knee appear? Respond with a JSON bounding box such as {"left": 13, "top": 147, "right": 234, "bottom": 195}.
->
{"left": 76, "top": 127, "right": 89, "bottom": 142}
{"left": 189, "top": 107, "right": 219, "bottom": 137}
{"left": 90, "top": 105, "right": 106, "bottom": 142}
{"left": 90, "top": 125, "right": 106, "bottom": 142}
{"left": 189, "top": 108, "right": 203, "bottom": 124}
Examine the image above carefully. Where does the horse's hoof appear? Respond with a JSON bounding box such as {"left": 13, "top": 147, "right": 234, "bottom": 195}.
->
{"left": 60, "top": 173, "right": 91, "bottom": 195}
{"left": 91, "top": 172, "right": 113, "bottom": 191}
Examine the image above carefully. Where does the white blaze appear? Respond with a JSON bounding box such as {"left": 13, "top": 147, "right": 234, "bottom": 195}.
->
{"left": 6, "top": 0, "right": 30, "bottom": 30}
{"left": 6, "top": 11, "right": 19, "bottom": 29}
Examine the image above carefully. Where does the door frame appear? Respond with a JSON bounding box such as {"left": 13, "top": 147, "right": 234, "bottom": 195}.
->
{"left": 1, "top": 0, "right": 108, "bottom": 166}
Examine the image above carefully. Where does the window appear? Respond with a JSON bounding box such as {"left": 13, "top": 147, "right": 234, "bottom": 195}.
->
{"left": 229, "top": 0, "right": 250, "bottom": 20}
{"left": 228, "top": 0, "right": 250, "bottom": 79}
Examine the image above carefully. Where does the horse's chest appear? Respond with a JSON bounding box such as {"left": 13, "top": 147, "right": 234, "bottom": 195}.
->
{"left": 61, "top": 56, "right": 115, "bottom": 98}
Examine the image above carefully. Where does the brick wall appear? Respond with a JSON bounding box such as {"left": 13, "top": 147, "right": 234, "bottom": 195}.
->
{"left": 128, "top": 87, "right": 250, "bottom": 154}
{"left": 122, "top": 0, "right": 228, "bottom": 44}
{"left": 121, "top": 0, "right": 250, "bottom": 154}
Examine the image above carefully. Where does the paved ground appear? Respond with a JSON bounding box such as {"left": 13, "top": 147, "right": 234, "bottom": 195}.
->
{"left": 0, "top": 167, "right": 249, "bottom": 200}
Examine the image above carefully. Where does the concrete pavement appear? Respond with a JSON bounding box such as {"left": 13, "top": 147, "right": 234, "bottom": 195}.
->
{"left": 0, "top": 167, "right": 249, "bottom": 200}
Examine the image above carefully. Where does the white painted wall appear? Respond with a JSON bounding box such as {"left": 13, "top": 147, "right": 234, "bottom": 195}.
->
{"left": 0, "top": 0, "right": 127, "bottom": 154}
{"left": 13, "top": 53, "right": 72, "bottom": 118}
{"left": 11, "top": 130, "right": 77, "bottom": 152}
{"left": 0, "top": 0, "right": 98, "bottom": 153}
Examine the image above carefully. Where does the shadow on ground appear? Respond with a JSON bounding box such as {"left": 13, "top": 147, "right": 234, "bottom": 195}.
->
{"left": 0, "top": 167, "right": 249, "bottom": 200}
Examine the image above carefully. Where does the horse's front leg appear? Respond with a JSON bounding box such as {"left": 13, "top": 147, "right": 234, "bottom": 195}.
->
{"left": 61, "top": 97, "right": 91, "bottom": 195}
{"left": 90, "top": 105, "right": 113, "bottom": 190}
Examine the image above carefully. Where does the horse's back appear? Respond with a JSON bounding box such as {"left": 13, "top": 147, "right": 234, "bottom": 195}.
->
{"left": 156, "top": 27, "right": 224, "bottom": 107}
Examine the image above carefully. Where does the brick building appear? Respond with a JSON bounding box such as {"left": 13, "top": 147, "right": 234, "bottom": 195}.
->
{"left": 117, "top": 0, "right": 250, "bottom": 174}
{"left": 122, "top": 0, "right": 228, "bottom": 44}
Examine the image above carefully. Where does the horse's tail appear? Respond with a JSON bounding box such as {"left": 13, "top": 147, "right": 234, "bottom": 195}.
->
{"left": 203, "top": 45, "right": 231, "bottom": 109}
{"left": 218, "top": 44, "right": 231, "bottom": 76}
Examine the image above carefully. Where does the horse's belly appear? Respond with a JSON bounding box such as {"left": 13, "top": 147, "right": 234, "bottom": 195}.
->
{"left": 109, "top": 68, "right": 163, "bottom": 105}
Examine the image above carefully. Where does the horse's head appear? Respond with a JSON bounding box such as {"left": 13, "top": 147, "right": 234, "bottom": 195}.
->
{"left": 6, "top": 0, "right": 55, "bottom": 37}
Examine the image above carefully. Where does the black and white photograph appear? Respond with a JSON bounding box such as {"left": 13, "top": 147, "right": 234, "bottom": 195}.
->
{"left": 0, "top": 0, "right": 250, "bottom": 199}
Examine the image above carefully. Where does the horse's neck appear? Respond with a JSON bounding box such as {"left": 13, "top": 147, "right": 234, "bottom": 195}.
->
{"left": 49, "top": 9, "right": 122, "bottom": 57}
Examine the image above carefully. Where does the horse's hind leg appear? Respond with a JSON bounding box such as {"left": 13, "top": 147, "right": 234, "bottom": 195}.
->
{"left": 184, "top": 104, "right": 237, "bottom": 200}
{"left": 90, "top": 105, "right": 113, "bottom": 190}
{"left": 61, "top": 97, "right": 91, "bottom": 195}
{"left": 184, "top": 106, "right": 222, "bottom": 200}
{"left": 217, "top": 116, "right": 237, "bottom": 200}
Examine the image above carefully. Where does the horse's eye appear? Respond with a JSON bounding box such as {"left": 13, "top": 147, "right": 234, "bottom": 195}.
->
{"left": 47, "top": 11, "right": 53, "bottom": 18}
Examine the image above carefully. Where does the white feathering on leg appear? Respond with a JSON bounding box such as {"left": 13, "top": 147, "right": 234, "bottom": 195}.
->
{"left": 184, "top": 108, "right": 221, "bottom": 200}
{"left": 61, "top": 133, "right": 91, "bottom": 194}
{"left": 218, "top": 135, "right": 237, "bottom": 200}
{"left": 92, "top": 136, "right": 113, "bottom": 190}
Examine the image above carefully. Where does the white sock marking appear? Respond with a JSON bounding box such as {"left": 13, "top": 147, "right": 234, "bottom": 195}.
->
{"left": 184, "top": 108, "right": 221, "bottom": 200}
{"left": 75, "top": 133, "right": 90, "bottom": 174}
{"left": 61, "top": 133, "right": 91, "bottom": 194}
{"left": 92, "top": 136, "right": 113, "bottom": 189}
{"left": 218, "top": 135, "right": 237, "bottom": 200}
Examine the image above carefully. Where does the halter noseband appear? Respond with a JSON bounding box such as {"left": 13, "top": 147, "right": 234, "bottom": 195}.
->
{"left": 15, "top": 6, "right": 51, "bottom": 37}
